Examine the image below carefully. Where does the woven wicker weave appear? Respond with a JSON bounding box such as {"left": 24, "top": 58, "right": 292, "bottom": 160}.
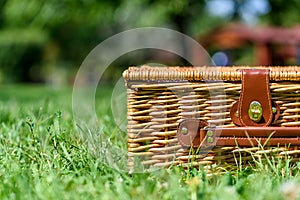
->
{"left": 123, "top": 66, "right": 300, "bottom": 172}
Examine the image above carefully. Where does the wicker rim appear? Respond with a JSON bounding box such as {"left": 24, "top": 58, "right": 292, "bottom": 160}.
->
{"left": 123, "top": 66, "right": 300, "bottom": 82}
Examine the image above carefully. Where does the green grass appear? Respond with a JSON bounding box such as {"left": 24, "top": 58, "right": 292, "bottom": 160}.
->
{"left": 0, "top": 84, "right": 299, "bottom": 200}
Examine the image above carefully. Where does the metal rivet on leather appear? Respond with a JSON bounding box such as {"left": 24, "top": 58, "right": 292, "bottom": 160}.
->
{"left": 248, "top": 101, "right": 263, "bottom": 122}
{"left": 207, "top": 130, "right": 213, "bottom": 137}
{"left": 272, "top": 107, "right": 277, "bottom": 114}
{"left": 181, "top": 127, "right": 188, "bottom": 135}
{"left": 207, "top": 137, "right": 214, "bottom": 143}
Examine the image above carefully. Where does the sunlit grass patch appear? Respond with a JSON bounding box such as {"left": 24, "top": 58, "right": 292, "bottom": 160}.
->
{"left": 0, "top": 85, "right": 299, "bottom": 200}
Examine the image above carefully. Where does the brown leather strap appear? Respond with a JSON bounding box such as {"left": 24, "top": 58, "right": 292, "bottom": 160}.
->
{"left": 215, "top": 138, "right": 300, "bottom": 147}
{"left": 239, "top": 69, "right": 273, "bottom": 126}
{"left": 210, "top": 127, "right": 300, "bottom": 137}
{"left": 177, "top": 119, "right": 300, "bottom": 148}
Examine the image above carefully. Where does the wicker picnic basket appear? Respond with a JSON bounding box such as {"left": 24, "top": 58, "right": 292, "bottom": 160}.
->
{"left": 123, "top": 66, "right": 300, "bottom": 172}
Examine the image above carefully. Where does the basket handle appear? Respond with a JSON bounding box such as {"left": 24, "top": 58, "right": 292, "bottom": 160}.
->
{"left": 177, "top": 119, "right": 300, "bottom": 148}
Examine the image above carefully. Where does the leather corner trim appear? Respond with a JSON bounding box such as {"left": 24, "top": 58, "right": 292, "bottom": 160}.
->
{"left": 177, "top": 119, "right": 208, "bottom": 148}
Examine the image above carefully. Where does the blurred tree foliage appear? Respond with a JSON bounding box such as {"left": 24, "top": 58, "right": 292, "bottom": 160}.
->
{"left": 261, "top": 0, "right": 300, "bottom": 27}
{"left": 0, "top": 0, "right": 298, "bottom": 83}
{"left": 0, "top": 0, "right": 228, "bottom": 83}
{"left": 0, "top": 0, "right": 119, "bottom": 83}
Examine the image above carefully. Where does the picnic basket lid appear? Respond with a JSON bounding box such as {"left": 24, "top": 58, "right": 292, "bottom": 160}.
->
{"left": 123, "top": 66, "right": 300, "bottom": 82}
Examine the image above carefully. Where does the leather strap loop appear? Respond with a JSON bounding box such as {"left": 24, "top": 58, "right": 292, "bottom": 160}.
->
{"left": 273, "top": 102, "right": 281, "bottom": 122}
{"left": 230, "top": 101, "right": 281, "bottom": 127}
{"left": 230, "top": 101, "right": 241, "bottom": 126}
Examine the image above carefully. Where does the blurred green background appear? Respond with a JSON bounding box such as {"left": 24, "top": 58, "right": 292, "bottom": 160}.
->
{"left": 0, "top": 0, "right": 299, "bottom": 84}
